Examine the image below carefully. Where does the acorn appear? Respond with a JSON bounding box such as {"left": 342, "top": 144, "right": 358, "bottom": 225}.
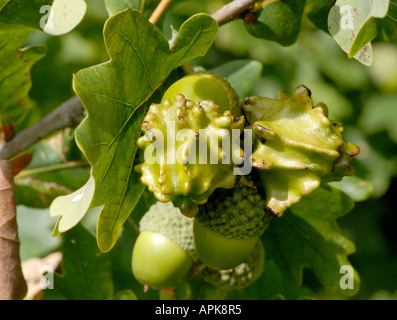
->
{"left": 193, "top": 183, "right": 272, "bottom": 270}
{"left": 131, "top": 201, "right": 196, "bottom": 290}
{"left": 161, "top": 72, "right": 241, "bottom": 116}
{"left": 200, "top": 239, "right": 265, "bottom": 291}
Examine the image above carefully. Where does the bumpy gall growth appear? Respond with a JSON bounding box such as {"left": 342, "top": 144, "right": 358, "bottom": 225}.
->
{"left": 135, "top": 93, "right": 245, "bottom": 217}
{"left": 243, "top": 85, "right": 360, "bottom": 217}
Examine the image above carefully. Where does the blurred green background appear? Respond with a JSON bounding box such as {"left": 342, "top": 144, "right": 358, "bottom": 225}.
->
{"left": 17, "top": 0, "right": 397, "bottom": 300}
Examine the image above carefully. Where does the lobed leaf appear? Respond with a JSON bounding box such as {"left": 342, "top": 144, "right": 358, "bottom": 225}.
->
{"left": 305, "top": 0, "right": 336, "bottom": 32}
{"left": 328, "top": 0, "right": 390, "bottom": 65}
{"left": 210, "top": 59, "right": 263, "bottom": 98}
{"left": 105, "top": 0, "right": 158, "bottom": 17}
{"left": 245, "top": 0, "right": 306, "bottom": 46}
{"left": 0, "top": 0, "right": 86, "bottom": 35}
{"left": 262, "top": 185, "right": 360, "bottom": 297}
{"left": 55, "top": 223, "right": 113, "bottom": 300}
{"left": 71, "top": 9, "right": 218, "bottom": 252}
{"left": 0, "top": 31, "right": 46, "bottom": 131}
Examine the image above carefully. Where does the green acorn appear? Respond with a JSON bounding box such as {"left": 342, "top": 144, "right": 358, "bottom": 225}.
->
{"left": 135, "top": 93, "right": 245, "bottom": 217}
{"left": 131, "top": 201, "right": 197, "bottom": 290}
{"left": 193, "top": 183, "right": 272, "bottom": 270}
{"left": 161, "top": 72, "right": 241, "bottom": 116}
{"left": 200, "top": 239, "right": 265, "bottom": 291}
{"left": 243, "top": 85, "right": 360, "bottom": 217}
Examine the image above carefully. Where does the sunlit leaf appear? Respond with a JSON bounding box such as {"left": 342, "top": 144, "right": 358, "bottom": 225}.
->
{"left": 55, "top": 223, "right": 113, "bottom": 300}
{"left": 71, "top": 9, "right": 218, "bottom": 252}
{"left": 210, "top": 60, "right": 263, "bottom": 98}
{"left": 263, "top": 186, "right": 360, "bottom": 297}
{"left": 245, "top": 0, "right": 306, "bottom": 46}
{"left": 0, "top": 0, "right": 86, "bottom": 35}
{"left": 328, "top": 0, "right": 390, "bottom": 65}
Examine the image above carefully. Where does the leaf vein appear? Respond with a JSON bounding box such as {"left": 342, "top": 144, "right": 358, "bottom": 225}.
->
{"left": 111, "top": 28, "right": 155, "bottom": 91}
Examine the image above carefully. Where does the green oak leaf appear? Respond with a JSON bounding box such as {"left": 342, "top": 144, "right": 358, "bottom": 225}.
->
{"left": 305, "top": 0, "right": 336, "bottom": 32}
{"left": 16, "top": 206, "right": 61, "bottom": 261}
{"left": 104, "top": 0, "right": 188, "bottom": 19}
{"left": 55, "top": 223, "right": 113, "bottom": 300}
{"left": 345, "top": 128, "right": 396, "bottom": 198}
{"left": 0, "top": 0, "right": 54, "bottom": 31}
{"left": 0, "top": 0, "right": 86, "bottom": 35}
{"left": 0, "top": 31, "right": 46, "bottom": 131}
{"left": 330, "top": 176, "right": 373, "bottom": 202}
{"left": 262, "top": 185, "right": 360, "bottom": 297}
{"left": 328, "top": 0, "right": 390, "bottom": 65}
{"left": 50, "top": 175, "right": 96, "bottom": 236}
{"left": 375, "top": 16, "right": 397, "bottom": 43}
{"left": 210, "top": 59, "right": 263, "bottom": 98}
{"left": 105, "top": 0, "right": 157, "bottom": 17}
{"left": 72, "top": 9, "right": 218, "bottom": 252}
{"left": 228, "top": 260, "right": 313, "bottom": 300}
{"left": 0, "top": 0, "right": 86, "bottom": 130}
{"left": 358, "top": 94, "right": 397, "bottom": 143}
{"left": 245, "top": 0, "right": 306, "bottom": 46}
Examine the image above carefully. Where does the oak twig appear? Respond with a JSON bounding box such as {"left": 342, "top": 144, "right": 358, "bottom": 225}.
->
{"left": 0, "top": 96, "right": 84, "bottom": 160}
{"left": 211, "top": 0, "right": 259, "bottom": 26}
{"left": 149, "top": 0, "right": 173, "bottom": 25}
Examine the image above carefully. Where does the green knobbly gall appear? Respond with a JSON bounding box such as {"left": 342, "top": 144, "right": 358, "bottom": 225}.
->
{"left": 135, "top": 91, "right": 245, "bottom": 217}
{"left": 200, "top": 239, "right": 265, "bottom": 291}
{"left": 243, "top": 85, "right": 360, "bottom": 217}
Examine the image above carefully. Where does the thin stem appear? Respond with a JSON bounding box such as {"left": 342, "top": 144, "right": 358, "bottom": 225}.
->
{"left": 139, "top": 0, "right": 146, "bottom": 13}
{"left": 127, "top": 217, "right": 140, "bottom": 233}
{"left": 0, "top": 96, "right": 84, "bottom": 160}
{"left": 149, "top": 0, "right": 172, "bottom": 25}
{"left": 181, "top": 62, "right": 195, "bottom": 75}
{"left": 387, "top": 14, "right": 397, "bottom": 23}
{"left": 211, "top": 0, "right": 259, "bottom": 26}
{"left": 15, "top": 160, "right": 89, "bottom": 179}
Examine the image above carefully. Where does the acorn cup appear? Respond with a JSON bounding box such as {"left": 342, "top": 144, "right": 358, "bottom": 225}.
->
{"left": 193, "top": 183, "right": 272, "bottom": 270}
{"left": 131, "top": 201, "right": 197, "bottom": 290}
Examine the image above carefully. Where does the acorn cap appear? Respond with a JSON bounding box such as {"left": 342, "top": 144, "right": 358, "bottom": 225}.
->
{"left": 139, "top": 201, "right": 198, "bottom": 262}
{"left": 195, "top": 183, "right": 272, "bottom": 240}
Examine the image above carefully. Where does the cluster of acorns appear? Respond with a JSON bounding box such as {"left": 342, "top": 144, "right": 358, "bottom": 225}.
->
{"left": 131, "top": 73, "right": 359, "bottom": 292}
